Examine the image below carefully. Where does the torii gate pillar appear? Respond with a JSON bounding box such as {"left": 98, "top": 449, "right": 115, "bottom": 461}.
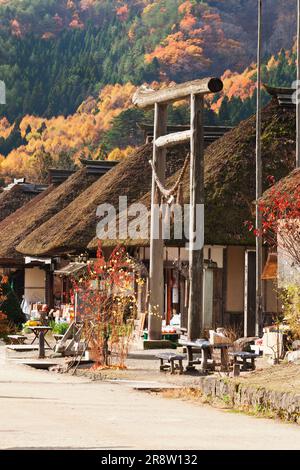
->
{"left": 148, "top": 103, "right": 167, "bottom": 340}
{"left": 132, "top": 78, "right": 223, "bottom": 342}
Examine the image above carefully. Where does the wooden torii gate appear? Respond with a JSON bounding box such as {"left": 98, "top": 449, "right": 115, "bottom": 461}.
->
{"left": 133, "top": 77, "right": 223, "bottom": 341}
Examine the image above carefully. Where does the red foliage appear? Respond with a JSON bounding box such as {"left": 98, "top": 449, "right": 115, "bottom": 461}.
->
{"left": 247, "top": 176, "right": 300, "bottom": 267}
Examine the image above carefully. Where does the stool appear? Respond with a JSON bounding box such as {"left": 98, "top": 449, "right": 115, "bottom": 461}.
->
{"left": 156, "top": 353, "right": 185, "bottom": 374}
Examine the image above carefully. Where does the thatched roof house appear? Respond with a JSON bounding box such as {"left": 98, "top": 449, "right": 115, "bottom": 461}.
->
{"left": 17, "top": 96, "right": 296, "bottom": 258}
{"left": 0, "top": 166, "right": 103, "bottom": 262}
{"left": 0, "top": 183, "right": 46, "bottom": 223}
{"left": 17, "top": 145, "right": 187, "bottom": 257}
{"left": 88, "top": 98, "right": 296, "bottom": 250}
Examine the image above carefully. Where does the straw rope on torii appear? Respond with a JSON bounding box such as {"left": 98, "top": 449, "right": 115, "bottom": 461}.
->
{"left": 149, "top": 153, "right": 190, "bottom": 206}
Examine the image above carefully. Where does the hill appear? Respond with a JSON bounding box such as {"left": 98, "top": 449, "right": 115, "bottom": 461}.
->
{"left": 0, "top": 0, "right": 297, "bottom": 120}
{"left": 0, "top": 1, "right": 298, "bottom": 182}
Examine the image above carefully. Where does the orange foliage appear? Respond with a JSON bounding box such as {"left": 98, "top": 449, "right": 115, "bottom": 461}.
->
{"left": 0, "top": 83, "right": 138, "bottom": 181}
{"left": 145, "top": 4, "right": 242, "bottom": 79}
{"left": 210, "top": 66, "right": 257, "bottom": 113}
{"left": 145, "top": 31, "right": 210, "bottom": 76}
{"left": 42, "top": 32, "right": 55, "bottom": 39}
{"left": 69, "top": 13, "right": 84, "bottom": 29}
{"left": 178, "top": 1, "right": 192, "bottom": 15}
{"left": 116, "top": 5, "right": 129, "bottom": 21}
{"left": 179, "top": 13, "right": 197, "bottom": 31}
{"left": 10, "top": 19, "right": 22, "bottom": 37}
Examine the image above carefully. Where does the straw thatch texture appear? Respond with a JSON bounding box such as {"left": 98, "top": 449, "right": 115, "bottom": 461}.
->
{"left": 0, "top": 185, "right": 38, "bottom": 223}
{"left": 0, "top": 167, "right": 101, "bottom": 260}
{"left": 17, "top": 145, "right": 188, "bottom": 256}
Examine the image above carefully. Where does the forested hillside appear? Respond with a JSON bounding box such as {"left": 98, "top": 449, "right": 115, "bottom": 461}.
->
{"left": 0, "top": 0, "right": 298, "bottom": 182}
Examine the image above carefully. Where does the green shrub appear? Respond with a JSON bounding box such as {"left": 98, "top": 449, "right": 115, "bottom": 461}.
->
{"left": 50, "top": 321, "right": 69, "bottom": 336}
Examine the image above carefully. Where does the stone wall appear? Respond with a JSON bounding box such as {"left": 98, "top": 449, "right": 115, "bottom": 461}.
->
{"left": 197, "top": 376, "right": 300, "bottom": 424}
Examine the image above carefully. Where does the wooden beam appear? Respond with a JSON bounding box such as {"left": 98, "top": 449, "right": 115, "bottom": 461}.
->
{"left": 133, "top": 77, "right": 223, "bottom": 109}
{"left": 148, "top": 103, "right": 168, "bottom": 341}
{"left": 188, "top": 94, "right": 204, "bottom": 341}
{"left": 155, "top": 130, "right": 191, "bottom": 149}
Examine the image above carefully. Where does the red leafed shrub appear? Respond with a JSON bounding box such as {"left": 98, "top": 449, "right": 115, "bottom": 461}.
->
{"left": 246, "top": 175, "right": 300, "bottom": 267}
{"left": 70, "top": 244, "right": 144, "bottom": 369}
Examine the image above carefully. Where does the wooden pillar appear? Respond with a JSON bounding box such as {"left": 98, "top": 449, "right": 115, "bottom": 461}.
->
{"left": 39, "top": 331, "right": 45, "bottom": 359}
{"left": 188, "top": 94, "right": 204, "bottom": 341}
{"left": 45, "top": 267, "right": 54, "bottom": 309}
{"left": 148, "top": 103, "right": 167, "bottom": 340}
{"left": 255, "top": 0, "right": 263, "bottom": 337}
{"left": 297, "top": 0, "right": 300, "bottom": 168}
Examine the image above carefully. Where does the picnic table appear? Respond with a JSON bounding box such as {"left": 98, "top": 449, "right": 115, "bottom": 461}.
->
{"left": 179, "top": 339, "right": 231, "bottom": 372}
{"left": 28, "top": 326, "right": 52, "bottom": 358}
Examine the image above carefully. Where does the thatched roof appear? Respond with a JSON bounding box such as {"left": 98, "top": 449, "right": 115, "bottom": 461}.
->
{"left": 88, "top": 98, "right": 296, "bottom": 249}
{"left": 17, "top": 145, "right": 188, "bottom": 256}
{"left": 260, "top": 168, "right": 300, "bottom": 205}
{"left": 1, "top": 167, "right": 101, "bottom": 260}
{"left": 0, "top": 184, "right": 41, "bottom": 223}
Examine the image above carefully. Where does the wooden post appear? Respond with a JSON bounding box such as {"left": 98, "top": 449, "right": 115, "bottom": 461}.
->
{"left": 148, "top": 103, "right": 167, "bottom": 340}
{"left": 297, "top": 0, "right": 300, "bottom": 168}
{"left": 188, "top": 94, "right": 204, "bottom": 341}
{"left": 255, "top": 0, "right": 263, "bottom": 337}
{"left": 39, "top": 331, "right": 45, "bottom": 359}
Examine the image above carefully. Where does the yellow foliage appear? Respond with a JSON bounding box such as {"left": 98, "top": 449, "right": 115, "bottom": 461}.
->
{"left": 0, "top": 117, "right": 13, "bottom": 139}
{"left": 107, "top": 146, "right": 136, "bottom": 161}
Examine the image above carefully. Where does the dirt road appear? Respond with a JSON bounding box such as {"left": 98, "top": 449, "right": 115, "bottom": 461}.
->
{"left": 0, "top": 346, "right": 300, "bottom": 450}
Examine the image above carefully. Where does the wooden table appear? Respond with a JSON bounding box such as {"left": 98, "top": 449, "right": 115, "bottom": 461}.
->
{"left": 28, "top": 326, "right": 52, "bottom": 358}
{"left": 179, "top": 339, "right": 231, "bottom": 372}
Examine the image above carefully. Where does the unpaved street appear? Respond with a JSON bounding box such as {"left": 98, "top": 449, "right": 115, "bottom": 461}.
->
{"left": 0, "top": 346, "right": 300, "bottom": 450}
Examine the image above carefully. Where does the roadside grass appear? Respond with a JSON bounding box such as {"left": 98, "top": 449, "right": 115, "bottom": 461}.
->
{"left": 159, "top": 385, "right": 299, "bottom": 425}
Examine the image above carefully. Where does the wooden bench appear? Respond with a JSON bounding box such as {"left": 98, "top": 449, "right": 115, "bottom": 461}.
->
{"left": 229, "top": 352, "right": 260, "bottom": 371}
{"left": 156, "top": 353, "right": 185, "bottom": 374}
{"left": 7, "top": 335, "right": 27, "bottom": 345}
